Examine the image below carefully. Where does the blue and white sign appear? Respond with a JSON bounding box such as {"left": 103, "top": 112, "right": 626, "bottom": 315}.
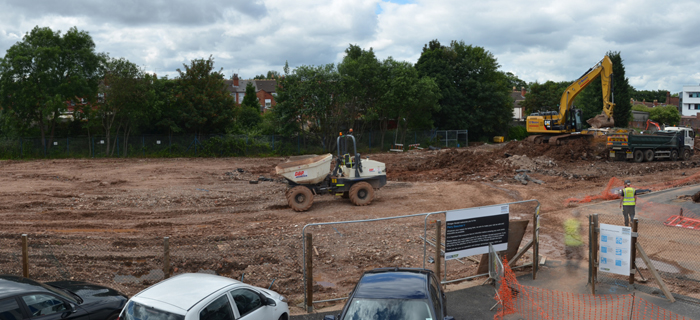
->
{"left": 444, "top": 205, "right": 509, "bottom": 260}
{"left": 599, "top": 223, "right": 632, "bottom": 276}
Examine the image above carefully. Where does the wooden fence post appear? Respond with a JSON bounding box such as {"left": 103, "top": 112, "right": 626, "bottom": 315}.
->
{"left": 163, "top": 237, "right": 170, "bottom": 279}
{"left": 435, "top": 220, "right": 441, "bottom": 282}
{"left": 22, "top": 234, "right": 28, "bottom": 278}
{"left": 305, "top": 233, "right": 313, "bottom": 313}
{"left": 630, "top": 219, "right": 638, "bottom": 285}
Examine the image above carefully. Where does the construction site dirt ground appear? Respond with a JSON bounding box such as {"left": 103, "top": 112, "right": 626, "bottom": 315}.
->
{"left": 1, "top": 140, "right": 700, "bottom": 314}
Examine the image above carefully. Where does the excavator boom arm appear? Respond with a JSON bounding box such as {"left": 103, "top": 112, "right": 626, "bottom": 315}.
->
{"left": 558, "top": 56, "right": 615, "bottom": 123}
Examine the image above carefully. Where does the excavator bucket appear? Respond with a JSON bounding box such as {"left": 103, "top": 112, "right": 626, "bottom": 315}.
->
{"left": 586, "top": 114, "right": 615, "bottom": 128}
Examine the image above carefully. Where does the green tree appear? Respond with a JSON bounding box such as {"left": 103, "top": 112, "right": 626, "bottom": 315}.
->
{"left": 630, "top": 89, "right": 668, "bottom": 103}
{"left": 521, "top": 81, "right": 571, "bottom": 116}
{"left": 415, "top": 40, "right": 513, "bottom": 139}
{"left": 152, "top": 75, "right": 182, "bottom": 137}
{"left": 98, "top": 57, "right": 155, "bottom": 156}
{"left": 338, "top": 44, "right": 383, "bottom": 133}
{"left": 241, "top": 82, "right": 259, "bottom": 110}
{"left": 0, "top": 26, "right": 104, "bottom": 151}
{"left": 253, "top": 70, "right": 280, "bottom": 79}
{"left": 273, "top": 64, "right": 343, "bottom": 151}
{"left": 174, "top": 56, "right": 236, "bottom": 136}
{"left": 609, "top": 52, "right": 632, "bottom": 128}
{"left": 632, "top": 105, "right": 680, "bottom": 125}
{"left": 505, "top": 72, "right": 528, "bottom": 92}
{"left": 237, "top": 82, "right": 261, "bottom": 130}
{"left": 379, "top": 58, "right": 440, "bottom": 146}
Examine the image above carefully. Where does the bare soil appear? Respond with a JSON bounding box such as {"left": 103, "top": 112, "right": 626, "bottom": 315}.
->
{"left": 1, "top": 140, "right": 699, "bottom": 312}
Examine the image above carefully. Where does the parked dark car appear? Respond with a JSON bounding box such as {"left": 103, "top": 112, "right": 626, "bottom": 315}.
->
{"left": 324, "top": 268, "right": 455, "bottom": 320}
{"left": 0, "top": 275, "right": 127, "bottom": 320}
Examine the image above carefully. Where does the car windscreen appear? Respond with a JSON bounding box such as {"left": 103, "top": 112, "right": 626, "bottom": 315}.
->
{"left": 341, "top": 298, "right": 434, "bottom": 320}
{"left": 122, "top": 301, "right": 185, "bottom": 320}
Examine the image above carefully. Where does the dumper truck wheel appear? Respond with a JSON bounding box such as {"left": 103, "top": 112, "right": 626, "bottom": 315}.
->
{"left": 683, "top": 149, "right": 691, "bottom": 161}
{"left": 644, "top": 149, "right": 655, "bottom": 162}
{"left": 349, "top": 182, "right": 374, "bottom": 206}
{"left": 287, "top": 186, "right": 313, "bottom": 211}
{"left": 633, "top": 150, "right": 644, "bottom": 163}
{"left": 671, "top": 150, "right": 679, "bottom": 161}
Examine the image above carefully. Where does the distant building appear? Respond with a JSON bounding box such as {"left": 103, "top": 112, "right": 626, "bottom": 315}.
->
{"left": 224, "top": 74, "right": 277, "bottom": 112}
{"left": 511, "top": 86, "right": 526, "bottom": 120}
{"left": 680, "top": 85, "right": 700, "bottom": 117}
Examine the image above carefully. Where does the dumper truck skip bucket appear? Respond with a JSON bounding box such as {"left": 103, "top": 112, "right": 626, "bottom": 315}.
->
{"left": 275, "top": 154, "right": 333, "bottom": 184}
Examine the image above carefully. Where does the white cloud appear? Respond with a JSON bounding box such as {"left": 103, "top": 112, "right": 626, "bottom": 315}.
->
{"left": 1, "top": 0, "right": 700, "bottom": 91}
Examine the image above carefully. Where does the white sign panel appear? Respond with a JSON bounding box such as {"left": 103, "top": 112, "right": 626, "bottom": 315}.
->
{"left": 444, "top": 205, "right": 509, "bottom": 260}
{"left": 598, "top": 223, "right": 632, "bottom": 276}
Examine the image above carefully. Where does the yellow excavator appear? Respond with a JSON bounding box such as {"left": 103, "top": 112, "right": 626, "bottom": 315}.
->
{"left": 526, "top": 56, "right": 615, "bottom": 145}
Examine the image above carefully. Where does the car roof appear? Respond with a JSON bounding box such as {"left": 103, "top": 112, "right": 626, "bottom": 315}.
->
{"left": 0, "top": 275, "right": 46, "bottom": 297}
{"left": 353, "top": 268, "right": 430, "bottom": 299}
{"left": 132, "top": 273, "right": 242, "bottom": 311}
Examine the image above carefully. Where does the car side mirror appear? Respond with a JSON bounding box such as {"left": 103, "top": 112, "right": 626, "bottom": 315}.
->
{"left": 444, "top": 316, "right": 455, "bottom": 320}
{"left": 265, "top": 298, "right": 276, "bottom": 306}
{"left": 323, "top": 315, "right": 336, "bottom": 320}
{"left": 64, "top": 302, "right": 77, "bottom": 313}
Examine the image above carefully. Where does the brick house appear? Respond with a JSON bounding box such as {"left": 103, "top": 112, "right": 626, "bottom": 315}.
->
{"left": 224, "top": 74, "right": 277, "bottom": 112}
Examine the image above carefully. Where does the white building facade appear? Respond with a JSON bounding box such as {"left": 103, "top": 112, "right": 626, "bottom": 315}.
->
{"left": 681, "top": 85, "right": 700, "bottom": 116}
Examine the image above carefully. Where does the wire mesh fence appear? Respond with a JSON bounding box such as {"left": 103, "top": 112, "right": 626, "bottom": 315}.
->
{"left": 0, "top": 233, "right": 291, "bottom": 297}
{"left": 593, "top": 213, "right": 700, "bottom": 303}
{"left": 301, "top": 201, "right": 540, "bottom": 306}
{"left": 0, "top": 129, "right": 468, "bottom": 159}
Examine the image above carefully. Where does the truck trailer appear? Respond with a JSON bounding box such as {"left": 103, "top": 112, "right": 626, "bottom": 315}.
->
{"left": 607, "top": 127, "right": 694, "bottom": 162}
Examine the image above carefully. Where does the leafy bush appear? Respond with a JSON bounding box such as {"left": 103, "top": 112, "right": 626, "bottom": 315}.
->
{"left": 507, "top": 126, "right": 529, "bottom": 141}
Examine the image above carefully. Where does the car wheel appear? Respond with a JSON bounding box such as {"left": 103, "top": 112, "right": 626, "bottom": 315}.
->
{"left": 671, "top": 150, "right": 679, "bottom": 161}
{"left": 633, "top": 150, "right": 644, "bottom": 163}
{"left": 349, "top": 182, "right": 374, "bottom": 206}
{"left": 287, "top": 186, "right": 313, "bottom": 211}
{"left": 644, "top": 149, "right": 655, "bottom": 162}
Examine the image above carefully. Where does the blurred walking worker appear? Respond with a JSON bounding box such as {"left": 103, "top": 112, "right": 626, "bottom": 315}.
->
{"left": 619, "top": 180, "right": 637, "bottom": 226}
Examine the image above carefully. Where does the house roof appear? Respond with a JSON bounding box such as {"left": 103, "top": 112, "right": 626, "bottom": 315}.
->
{"left": 254, "top": 80, "right": 277, "bottom": 93}
{"left": 511, "top": 91, "right": 524, "bottom": 101}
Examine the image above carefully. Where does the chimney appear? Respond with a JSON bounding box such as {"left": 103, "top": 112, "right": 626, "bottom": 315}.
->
{"left": 653, "top": 99, "right": 658, "bottom": 106}
{"left": 521, "top": 86, "right": 526, "bottom": 97}
{"left": 233, "top": 74, "right": 239, "bottom": 87}
{"left": 667, "top": 91, "right": 671, "bottom": 103}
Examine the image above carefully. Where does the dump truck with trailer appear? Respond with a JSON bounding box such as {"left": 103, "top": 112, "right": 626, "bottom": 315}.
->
{"left": 276, "top": 130, "right": 387, "bottom": 211}
{"left": 607, "top": 127, "right": 694, "bottom": 162}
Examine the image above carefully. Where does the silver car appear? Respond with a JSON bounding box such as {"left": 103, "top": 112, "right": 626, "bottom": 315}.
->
{"left": 119, "top": 273, "right": 289, "bottom": 320}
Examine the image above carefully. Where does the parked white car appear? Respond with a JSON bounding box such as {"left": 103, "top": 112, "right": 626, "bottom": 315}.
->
{"left": 119, "top": 273, "right": 289, "bottom": 320}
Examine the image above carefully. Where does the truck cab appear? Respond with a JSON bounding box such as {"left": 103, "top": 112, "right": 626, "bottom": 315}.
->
{"left": 663, "top": 127, "right": 695, "bottom": 150}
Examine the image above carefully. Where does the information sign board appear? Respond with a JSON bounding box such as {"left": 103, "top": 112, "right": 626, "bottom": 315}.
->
{"left": 598, "top": 223, "right": 632, "bottom": 276}
{"left": 445, "top": 205, "right": 509, "bottom": 260}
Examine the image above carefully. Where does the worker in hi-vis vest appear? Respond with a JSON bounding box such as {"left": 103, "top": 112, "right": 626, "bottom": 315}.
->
{"left": 619, "top": 180, "right": 637, "bottom": 226}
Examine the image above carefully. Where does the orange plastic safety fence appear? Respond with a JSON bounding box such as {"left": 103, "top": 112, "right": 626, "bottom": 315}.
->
{"left": 494, "top": 260, "right": 691, "bottom": 319}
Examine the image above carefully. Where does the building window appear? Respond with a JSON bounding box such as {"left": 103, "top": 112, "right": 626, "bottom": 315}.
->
{"left": 265, "top": 99, "right": 272, "bottom": 109}
{"left": 689, "top": 92, "right": 700, "bottom": 98}
{"left": 238, "top": 93, "right": 245, "bottom": 102}
{"left": 696, "top": 104, "right": 700, "bottom": 110}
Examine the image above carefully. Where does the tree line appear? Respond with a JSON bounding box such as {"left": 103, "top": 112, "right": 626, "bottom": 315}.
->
{"left": 1, "top": 26, "right": 677, "bottom": 155}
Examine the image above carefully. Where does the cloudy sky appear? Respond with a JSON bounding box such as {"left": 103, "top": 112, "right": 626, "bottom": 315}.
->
{"left": 1, "top": 0, "right": 699, "bottom": 92}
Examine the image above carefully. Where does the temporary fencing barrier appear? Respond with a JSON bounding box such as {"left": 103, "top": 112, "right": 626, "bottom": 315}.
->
{"left": 0, "top": 233, "right": 281, "bottom": 298}
{"left": 591, "top": 214, "right": 700, "bottom": 304}
{"left": 494, "top": 260, "right": 692, "bottom": 320}
{"left": 664, "top": 215, "right": 700, "bottom": 230}
{"left": 0, "top": 129, "right": 468, "bottom": 159}
{"left": 300, "top": 200, "right": 541, "bottom": 311}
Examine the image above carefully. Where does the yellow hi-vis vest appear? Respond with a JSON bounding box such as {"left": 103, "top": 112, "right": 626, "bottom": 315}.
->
{"left": 623, "top": 187, "right": 636, "bottom": 206}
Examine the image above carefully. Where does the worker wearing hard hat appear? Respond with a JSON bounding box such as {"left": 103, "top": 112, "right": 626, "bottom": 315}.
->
{"left": 619, "top": 180, "right": 637, "bottom": 226}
